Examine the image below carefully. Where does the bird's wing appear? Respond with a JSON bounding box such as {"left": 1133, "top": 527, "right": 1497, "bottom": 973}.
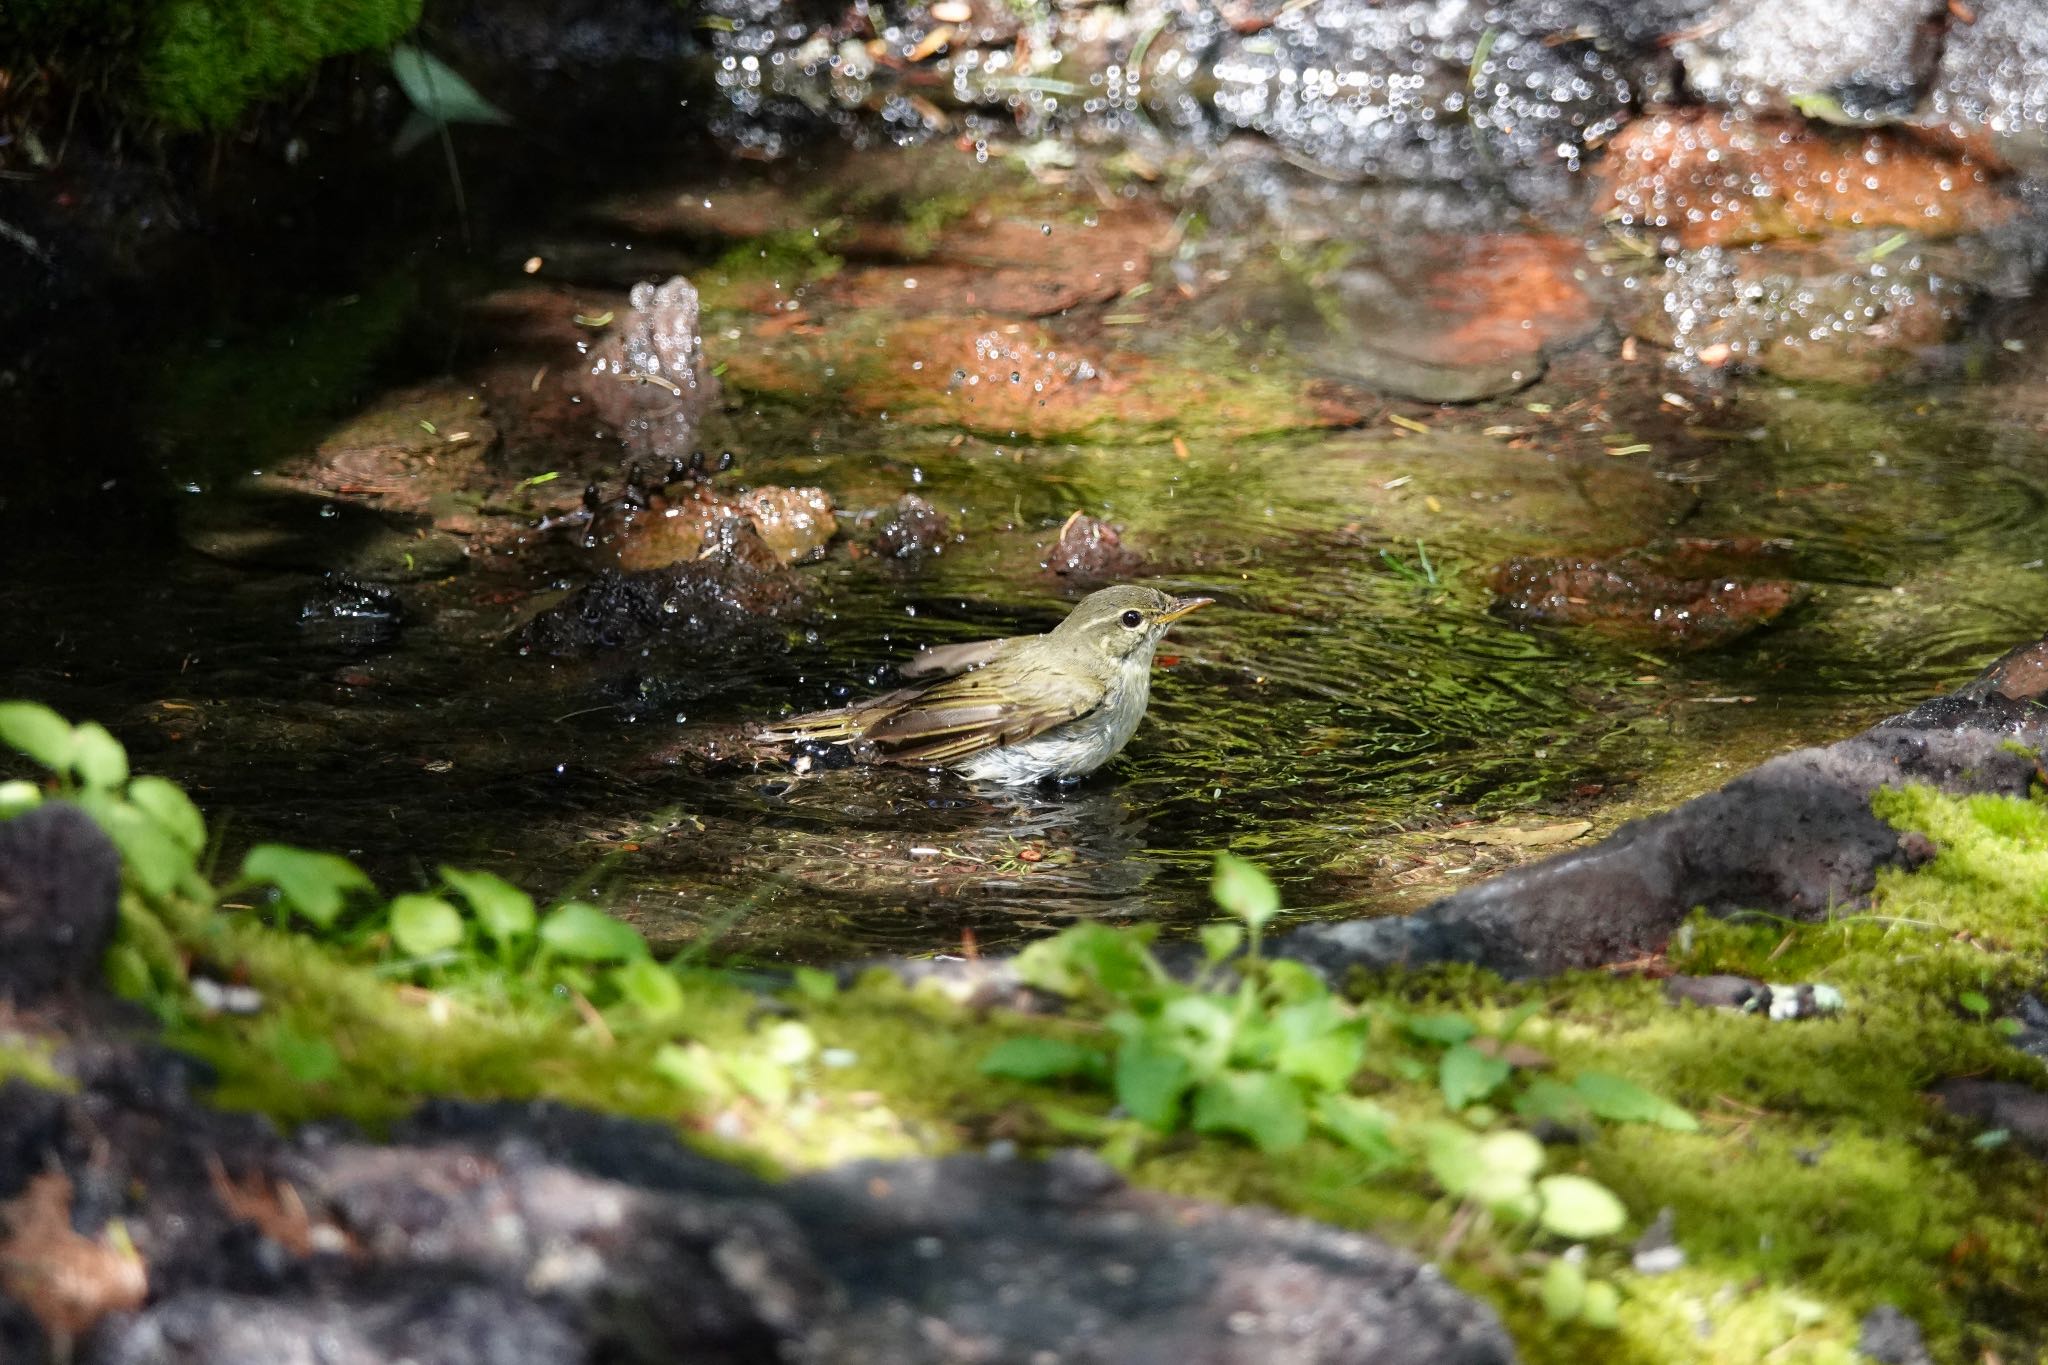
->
{"left": 756, "top": 640, "right": 1100, "bottom": 766}
{"left": 898, "top": 638, "right": 1005, "bottom": 679}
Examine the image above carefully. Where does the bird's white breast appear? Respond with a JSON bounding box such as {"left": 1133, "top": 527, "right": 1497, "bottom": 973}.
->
{"left": 952, "top": 648, "right": 1156, "bottom": 785}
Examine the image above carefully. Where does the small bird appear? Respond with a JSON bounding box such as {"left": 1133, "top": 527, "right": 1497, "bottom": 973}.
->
{"left": 755, "top": 584, "right": 1213, "bottom": 785}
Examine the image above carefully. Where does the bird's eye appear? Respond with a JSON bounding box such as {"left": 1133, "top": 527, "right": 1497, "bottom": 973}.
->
{"left": 1119, "top": 609, "right": 1144, "bottom": 629}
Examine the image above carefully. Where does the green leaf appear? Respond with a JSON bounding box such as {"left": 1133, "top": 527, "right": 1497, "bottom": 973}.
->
{"left": 1191, "top": 1070, "right": 1309, "bottom": 1153}
{"left": 613, "top": 959, "right": 686, "bottom": 1018}
{"left": 1426, "top": 1125, "right": 1542, "bottom": 1205}
{"left": 126, "top": 776, "right": 206, "bottom": 853}
{"left": 1014, "top": 923, "right": 1162, "bottom": 1001}
{"left": 70, "top": 722, "right": 129, "bottom": 789}
{"left": 653, "top": 1042, "right": 729, "bottom": 1098}
{"left": 1541, "top": 1256, "right": 1587, "bottom": 1321}
{"left": 387, "top": 894, "right": 465, "bottom": 958}
{"left": 1198, "top": 921, "right": 1245, "bottom": 964}
{"left": 0, "top": 780, "right": 43, "bottom": 820}
{"left": 1536, "top": 1175, "right": 1628, "bottom": 1239}
{"left": 982, "top": 1036, "right": 1108, "bottom": 1081}
{"left": 0, "top": 702, "right": 74, "bottom": 771}
{"left": 440, "top": 866, "right": 536, "bottom": 944}
{"left": 1271, "top": 1009, "right": 1365, "bottom": 1090}
{"left": 1439, "top": 1043, "right": 1512, "bottom": 1109}
{"left": 1403, "top": 1012, "right": 1478, "bottom": 1046}
{"left": 1158, "top": 994, "right": 1238, "bottom": 1075}
{"left": 1211, "top": 852, "right": 1281, "bottom": 932}
{"left": 243, "top": 845, "right": 373, "bottom": 928}
{"left": 270, "top": 1025, "right": 341, "bottom": 1085}
{"left": 390, "top": 44, "right": 512, "bottom": 127}
{"left": 1960, "top": 990, "right": 1992, "bottom": 1017}
{"left": 1314, "top": 1094, "right": 1402, "bottom": 1166}
{"left": 80, "top": 793, "right": 192, "bottom": 901}
{"left": 1580, "top": 1279, "right": 1621, "bottom": 1329}
{"left": 1115, "top": 1037, "right": 1193, "bottom": 1129}
{"left": 1516, "top": 1077, "right": 1591, "bottom": 1126}
{"left": 1572, "top": 1071, "right": 1699, "bottom": 1132}
{"left": 537, "top": 902, "right": 647, "bottom": 961}
{"left": 791, "top": 966, "right": 840, "bottom": 1002}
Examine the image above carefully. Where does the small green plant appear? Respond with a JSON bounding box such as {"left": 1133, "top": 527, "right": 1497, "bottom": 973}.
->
{"left": 983, "top": 850, "right": 1688, "bottom": 1260}
{"left": 0, "top": 702, "right": 812, "bottom": 1110}
{"left": 1378, "top": 539, "right": 1440, "bottom": 589}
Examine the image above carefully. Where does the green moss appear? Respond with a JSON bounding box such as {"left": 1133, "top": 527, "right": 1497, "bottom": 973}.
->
{"left": 81, "top": 782, "right": 2048, "bottom": 1363}
{"left": 3, "top": 0, "right": 419, "bottom": 130}
{"left": 146, "top": 0, "right": 422, "bottom": 129}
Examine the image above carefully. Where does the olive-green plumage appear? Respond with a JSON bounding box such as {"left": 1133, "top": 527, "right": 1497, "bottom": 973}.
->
{"left": 755, "top": 585, "right": 1213, "bottom": 784}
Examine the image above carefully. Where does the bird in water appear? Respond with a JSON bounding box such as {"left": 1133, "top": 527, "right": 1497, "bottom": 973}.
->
{"left": 754, "top": 584, "right": 1213, "bottom": 785}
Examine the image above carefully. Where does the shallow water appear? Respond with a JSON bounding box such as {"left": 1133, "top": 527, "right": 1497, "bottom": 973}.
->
{"left": 8, "top": 133, "right": 2048, "bottom": 966}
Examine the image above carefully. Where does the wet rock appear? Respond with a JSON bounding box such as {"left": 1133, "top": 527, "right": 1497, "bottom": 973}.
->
{"left": 1211, "top": 1, "right": 1636, "bottom": 195}
{"left": 1928, "top": 1079, "right": 2048, "bottom": 1157}
{"left": 869, "top": 493, "right": 952, "bottom": 560}
{"left": 1858, "top": 1304, "right": 1936, "bottom": 1365}
{"left": 516, "top": 532, "right": 807, "bottom": 657}
{"left": 1932, "top": 0, "right": 2048, "bottom": 176}
{"left": 1489, "top": 542, "right": 1806, "bottom": 651}
{"left": 735, "top": 487, "right": 838, "bottom": 563}
{"left": 1269, "top": 634, "right": 2048, "bottom": 978}
{"left": 1278, "top": 234, "right": 1600, "bottom": 403}
{"left": 1633, "top": 239, "right": 1977, "bottom": 382}
{"left": 583, "top": 277, "right": 720, "bottom": 462}
{"left": 1044, "top": 512, "right": 1145, "bottom": 584}
{"left": 1664, "top": 974, "right": 1772, "bottom": 1013}
{"left": 1671, "top": 0, "right": 1945, "bottom": 119}
{"left": 0, "top": 804, "right": 121, "bottom": 1003}
{"left": 296, "top": 574, "right": 405, "bottom": 654}
{"left": 1600, "top": 110, "right": 2011, "bottom": 249}
{"left": 598, "top": 484, "right": 836, "bottom": 571}
{"left": 180, "top": 494, "right": 470, "bottom": 584}
{"left": 291, "top": 384, "right": 500, "bottom": 518}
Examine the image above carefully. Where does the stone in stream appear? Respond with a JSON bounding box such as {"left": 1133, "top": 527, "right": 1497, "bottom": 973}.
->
{"left": 1044, "top": 511, "right": 1146, "bottom": 585}
{"left": 593, "top": 482, "right": 839, "bottom": 572}
{"left": 1667, "top": 0, "right": 1947, "bottom": 119}
{"left": 868, "top": 493, "right": 952, "bottom": 560}
{"left": 1933, "top": 0, "right": 2048, "bottom": 176}
{"left": 1488, "top": 538, "right": 1808, "bottom": 651}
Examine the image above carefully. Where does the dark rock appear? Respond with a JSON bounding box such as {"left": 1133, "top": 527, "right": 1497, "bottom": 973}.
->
{"left": 1664, "top": 974, "right": 1771, "bottom": 1013}
{"left": 1928, "top": 1079, "right": 2048, "bottom": 1157}
{"left": 0, "top": 1058, "right": 1520, "bottom": 1365}
{"left": 1858, "top": 1304, "right": 1935, "bottom": 1365}
{"left": 297, "top": 574, "right": 406, "bottom": 654}
{"left": 1933, "top": 0, "right": 2048, "bottom": 177}
{"left": 1671, "top": 0, "right": 1946, "bottom": 118}
{"left": 0, "top": 804, "right": 122, "bottom": 1002}
{"left": 870, "top": 494, "right": 952, "bottom": 560}
{"left": 515, "top": 530, "right": 808, "bottom": 657}
{"left": 1045, "top": 512, "right": 1145, "bottom": 584}
{"left": 180, "top": 493, "right": 470, "bottom": 584}
{"left": 1211, "top": 1, "right": 1636, "bottom": 196}
{"left": 1271, "top": 635, "right": 2048, "bottom": 978}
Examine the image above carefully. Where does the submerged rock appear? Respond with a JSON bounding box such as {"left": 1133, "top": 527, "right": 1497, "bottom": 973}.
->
{"left": 1044, "top": 511, "right": 1146, "bottom": 584}
{"left": 583, "top": 277, "right": 720, "bottom": 462}
{"left": 1489, "top": 540, "right": 1807, "bottom": 651}
{"left": 516, "top": 531, "right": 808, "bottom": 657}
{"left": 869, "top": 493, "right": 952, "bottom": 560}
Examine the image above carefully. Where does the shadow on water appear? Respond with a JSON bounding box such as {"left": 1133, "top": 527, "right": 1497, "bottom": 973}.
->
{"left": 7, "top": 135, "right": 2048, "bottom": 965}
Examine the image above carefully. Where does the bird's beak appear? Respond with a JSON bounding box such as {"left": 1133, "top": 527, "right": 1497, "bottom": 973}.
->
{"left": 1156, "top": 595, "right": 1215, "bottom": 625}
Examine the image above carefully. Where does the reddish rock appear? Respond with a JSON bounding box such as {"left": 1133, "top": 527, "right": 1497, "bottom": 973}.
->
{"left": 593, "top": 483, "right": 836, "bottom": 572}
{"left": 871, "top": 493, "right": 952, "bottom": 559}
{"left": 1489, "top": 540, "right": 1807, "bottom": 651}
{"left": 1600, "top": 110, "right": 2012, "bottom": 249}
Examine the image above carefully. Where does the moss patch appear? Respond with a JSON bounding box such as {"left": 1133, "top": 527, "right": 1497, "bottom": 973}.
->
{"left": 59, "top": 783, "right": 2048, "bottom": 1363}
